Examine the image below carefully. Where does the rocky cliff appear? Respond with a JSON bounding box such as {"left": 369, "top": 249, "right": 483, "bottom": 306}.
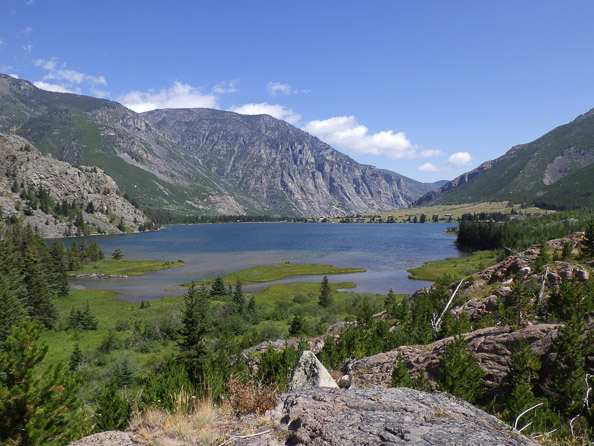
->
{"left": 143, "top": 108, "right": 434, "bottom": 217}
{"left": 0, "top": 133, "right": 149, "bottom": 237}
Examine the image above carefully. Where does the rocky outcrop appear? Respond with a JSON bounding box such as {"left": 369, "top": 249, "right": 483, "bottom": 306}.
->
{"left": 0, "top": 133, "right": 148, "bottom": 237}
{"left": 351, "top": 318, "right": 594, "bottom": 390}
{"left": 287, "top": 351, "right": 338, "bottom": 391}
{"left": 267, "top": 387, "right": 537, "bottom": 445}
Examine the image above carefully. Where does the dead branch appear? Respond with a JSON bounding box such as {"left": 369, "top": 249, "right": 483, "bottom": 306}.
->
{"left": 513, "top": 402, "right": 543, "bottom": 432}
{"left": 432, "top": 279, "right": 464, "bottom": 332}
{"left": 217, "top": 429, "right": 273, "bottom": 446}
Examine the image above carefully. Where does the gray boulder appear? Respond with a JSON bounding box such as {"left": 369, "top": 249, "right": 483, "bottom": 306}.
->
{"left": 287, "top": 350, "right": 338, "bottom": 391}
{"left": 268, "top": 387, "right": 538, "bottom": 445}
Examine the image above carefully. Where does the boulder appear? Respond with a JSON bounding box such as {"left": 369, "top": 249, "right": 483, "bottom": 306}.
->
{"left": 287, "top": 351, "right": 338, "bottom": 391}
{"left": 267, "top": 387, "right": 538, "bottom": 445}
{"left": 576, "top": 269, "right": 590, "bottom": 281}
{"left": 451, "top": 295, "right": 499, "bottom": 321}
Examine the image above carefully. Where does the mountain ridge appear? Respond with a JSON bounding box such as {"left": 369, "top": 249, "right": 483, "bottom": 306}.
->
{"left": 414, "top": 108, "right": 594, "bottom": 209}
{"left": 0, "top": 73, "right": 438, "bottom": 218}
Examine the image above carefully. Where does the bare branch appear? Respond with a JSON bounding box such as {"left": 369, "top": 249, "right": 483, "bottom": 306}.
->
{"left": 217, "top": 429, "right": 273, "bottom": 446}
{"left": 513, "top": 402, "right": 543, "bottom": 431}
{"left": 537, "top": 266, "right": 548, "bottom": 306}
{"left": 432, "top": 279, "right": 464, "bottom": 332}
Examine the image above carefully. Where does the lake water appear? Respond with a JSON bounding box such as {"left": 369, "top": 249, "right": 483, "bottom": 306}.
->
{"left": 67, "top": 222, "right": 463, "bottom": 302}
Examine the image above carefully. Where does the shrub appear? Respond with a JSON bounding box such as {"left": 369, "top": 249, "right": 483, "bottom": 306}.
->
{"left": 225, "top": 377, "right": 278, "bottom": 415}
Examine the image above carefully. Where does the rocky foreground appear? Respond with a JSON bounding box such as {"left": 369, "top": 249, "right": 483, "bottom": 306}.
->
{"left": 71, "top": 386, "right": 536, "bottom": 446}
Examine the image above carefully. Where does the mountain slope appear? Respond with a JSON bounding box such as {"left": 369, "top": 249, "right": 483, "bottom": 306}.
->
{"left": 143, "top": 108, "right": 434, "bottom": 216}
{"left": 415, "top": 109, "right": 594, "bottom": 209}
{"left": 0, "top": 73, "right": 436, "bottom": 217}
{"left": 0, "top": 133, "right": 149, "bottom": 237}
{"left": 0, "top": 74, "right": 266, "bottom": 217}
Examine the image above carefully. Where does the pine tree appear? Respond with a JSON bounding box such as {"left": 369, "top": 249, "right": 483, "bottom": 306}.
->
{"left": 112, "top": 248, "right": 123, "bottom": 260}
{"left": 48, "top": 240, "right": 69, "bottom": 297}
{"left": 21, "top": 249, "right": 57, "bottom": 329}
{"left": 0, "top": 276, "right": 27, "bottom": 343}
{"left": 318, "top": 276, "right": 333, "bottom": 308}
{"left": 384, "top": 288, "right": 397, "bottom": 317}
{"left": 582, "top": 219, "right": 594, "bottom": 259}
{"left": 210, "top": 276, "right": 226, "bottom": 299}
{"left": 178, "top": 282, "right": 210, "bottom": 384}
{"left": 94, "top": 378, "right": 130, "bottom": 432}
{"left": 391, "top": 356, "right": 414, "bottom": 388}
{"left": 69, "top": 344, "right": 84, "bottom": 371}
{"left": 438, "top": 335, "right": 485, "bottom": 404}
{"left": 232, "top": 279, "right": 246, "bottom": 315}
{"left": 289, "top": 313, "right": 306, "bottom": 336}
{"left": 0, "top": 320, "right": 86, "bottom": 445}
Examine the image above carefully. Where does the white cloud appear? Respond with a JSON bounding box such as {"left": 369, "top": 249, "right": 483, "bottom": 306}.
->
{"left": 33, "top": 81, "right": 76, "bottom": 93}
{"left": 212, "top": 79, "right": 239, "bottom": 94}
{"left": 120, "top": 81, "right": 219, "bottom": 113}
{"left": 266, "top": 81, "right": 310, "bottom": 96}
{"left": 0, "top": 39, "right": 4, "bottom": 48}
{"left": 446, "top": 151, "right": 473, "bottom": 167}
{"left": 229, "top": 102, "right": 302, "bottom": 124}
{"left": 8, "top": 73, "right": 19, "bottom": 79}
{"left": 33, "top": 58, "right": 107, "bottom": 97}
{"left": 303, "top": 115, "right": 441, "bottom": 160}
{"left": 19, "top": 26, "right": 33, "bottom": 34}
{"left": 417, "top": 162, "right": 442, "bottom": 172}
{"left": 23, "top": 43, "right": 33, "bottom": 54}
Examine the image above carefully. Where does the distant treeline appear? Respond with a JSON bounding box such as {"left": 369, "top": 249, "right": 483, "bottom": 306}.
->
{"left": 145, "top": 209, "right": 307, "bottom": 225}
{"left": 456, "top": 210, "right": 592, "bottom": 251}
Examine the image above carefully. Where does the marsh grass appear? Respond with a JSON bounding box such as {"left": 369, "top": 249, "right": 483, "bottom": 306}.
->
{"left": 70, "top": 259, "right": 185, "bottom": 276}
{"left": 407, "top": 250, "right": 498, "bottom": 281}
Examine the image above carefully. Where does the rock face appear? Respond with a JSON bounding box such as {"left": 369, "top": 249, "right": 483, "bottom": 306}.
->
{"left": 287, "top": 351, "right": 338, "bottom": 391}
{"left": 0, "top": 133, "right": 148, "bottom": 237}
{"left": 142, "top": 108, "right": 436, "bottom": 217}
{"left": 267, "top": 387, "right": 537, "bottom": 445}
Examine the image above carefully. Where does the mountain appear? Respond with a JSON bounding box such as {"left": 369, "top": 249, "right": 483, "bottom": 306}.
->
{"left": 414, "top": 109, "right": 594, "bottom": 209}
{"left": 143, "top": 108, "right": 436, "bottom": 216}
{"left": 0, "top": 73, "right": 438, "bottom": 217}
{"left": 0, "top": 133, "right": 149, "bottom": 237}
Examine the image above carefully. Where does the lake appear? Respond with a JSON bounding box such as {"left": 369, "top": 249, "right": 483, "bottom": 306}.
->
{"left": 67, "top": 222, "right": 463, "bottom": 302}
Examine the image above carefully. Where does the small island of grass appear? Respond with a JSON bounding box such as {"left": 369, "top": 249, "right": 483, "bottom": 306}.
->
{"left": 407, "top": 250, "right": 499, "bottom": 281}
{"left": 183, "top": 262, "right": 365, "bottom": 286}
{"left": 69, "top": 258, "right": 185, "bottom": 277}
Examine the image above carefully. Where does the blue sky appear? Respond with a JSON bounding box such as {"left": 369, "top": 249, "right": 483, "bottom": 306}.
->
{"left": 2, "top": 0, "right": 594, "bottom": 183}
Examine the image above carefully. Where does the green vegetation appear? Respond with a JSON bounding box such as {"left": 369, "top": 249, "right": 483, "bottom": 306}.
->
{"left": 69, "top": 258, "right": 185, "bottom": 276}
{"left": 407, "top": 250, "right": 499, "bottom": 281}
{"left": 186, "top": 262, "right": 365, "bottom": 286}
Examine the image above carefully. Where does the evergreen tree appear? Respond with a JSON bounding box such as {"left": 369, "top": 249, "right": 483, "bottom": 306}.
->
{"left": 232, "top": 279, "right": 246, "bottom": 315}
{"left": 438, "top": 335, "right": 484, "bottom": 404}
{"left": 504, "top": 339, "right": 541, "bottom": 423}
{"left": 551, "top": 312, "right": 593, "bottom": 417}
{"left": 318, "top": 276, "right": 333, "bottom": 308}
{"left": 391, "top": 356, "right": 414, "bottom": 388}
{"left": 178, "top": 282, "right": 210, "bottom": 385}
{"left": 582, "top": 219, "right": 594, "bottom": 259}
{"left": 210, "top": 276, "right": 226, "bottom": 299}
{"left": 112, "top": 248, "right": 123, "bottom": 260}
{"left": 21, "top": 249, "right": 57, "bottom": 329}
{"left": 0, "top": 320, "right": 86, "bottom": 445}
{"left": 289, "top": 313, "right": 306, "bottom": 336}
{"left": 93, "top": 378, "right": 130, "bottom": 432}
{"left": 0, "top": 276, "right": 27, "bottom": 343}
{"left": 69, "top": 343, "right": 84, "bottom": 372}
{"left": 68, "top": 240, "right": 81, "bottom": 271}
{"left": 48, "top": 240, "right": 69, "bottom": 297}
{"left": 384, "top": 288, "right": 397, "bottom": 317}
